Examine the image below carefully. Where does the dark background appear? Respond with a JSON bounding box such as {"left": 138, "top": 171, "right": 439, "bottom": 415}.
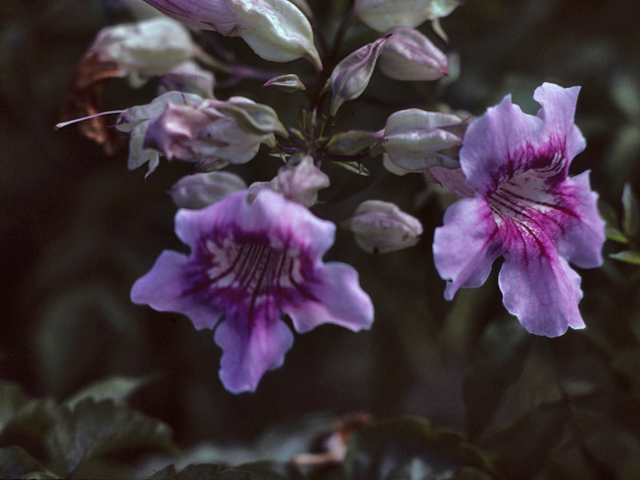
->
{"left": 1, "top": 0, "right": 639, "bottom": 458}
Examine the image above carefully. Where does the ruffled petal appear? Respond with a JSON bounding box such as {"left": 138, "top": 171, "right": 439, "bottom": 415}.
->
{"left": 533, "top": 83, "right": 586, "bottom": 168}
{"left": 131, "top": 250, "right": 222, "bottom": 329}
{"left": 499, "top": 247, "right": 584, "bottom": 337}
{"left": 215, "top": 311, "right": 293, "bottom": 393}
{"left": 553, "top": 172, "right": 605, "bottom": 268}
{"left": 461, "top": 84, "right": 583, "bottom": 196}
{"left": 433, "top": 198, "right": 506, "bottom": 300}
{"left": 175, "top": 190, "right": 335, "bottom": 257}
{"left": 284, "top": 263, "right": 374, "bottom": 333}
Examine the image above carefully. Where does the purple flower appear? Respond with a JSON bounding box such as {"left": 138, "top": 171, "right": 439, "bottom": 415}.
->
{"left": 131, "top": 189, "right": 374, "bottom": 393}
{"left": 432, "top": 83, "right": 605, "bottom": 337}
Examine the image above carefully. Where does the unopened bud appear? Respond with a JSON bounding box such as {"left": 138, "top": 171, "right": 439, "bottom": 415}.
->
{"left": 170, "top": 171, "right": 247, "bottom": 209}
{"left": 349, "top": 200, "right": 423, "bottom": 254}
{"left": 330, "top": 36, "right": 389, "bottom": 116}
{"left": 354, "top": 0, "right": 435, "bottom": 32}
{"left": 143, "top": 0, "right": 322, "bottom": 69}
{"left": 379, "top": 27, "right": 447, "bottom": 81}
{"left": 383, "top": 109, "right": 463, "bottom": 172}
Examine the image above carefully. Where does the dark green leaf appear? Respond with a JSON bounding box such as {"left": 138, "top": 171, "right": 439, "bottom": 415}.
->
{"left": 0, "top": 381, "right": 33, "bottom": 432}
{"left": 462, "top": 318, "right": 532, "bottom": 441}
{"left": 343, "top": 417, "right": 492, "bottom": 480}
{"left": 605, "top": 225, "right": 628, "bottom": 243}
{"left": 147, "top": 463, "right": 283, "bottom": 480}
{"left": 622, "top": 183, "right": 640, "bottom": 239}
{"left": 483, "top": 405, "right": 565, "bottom": 479}
{"left": 46, "top": 398, "right": 178, "bottom": 476}
{"left": 609, "top": 250, "right": 640, "bottom": 265}
{"left": 612, "top": 349, "right": 640, "bottom": 379}
{"left": 64, "top": 374, "right": 157, "bottom": 409}
{"left": 0, "top": 446, "right": 55, "bottom": 479}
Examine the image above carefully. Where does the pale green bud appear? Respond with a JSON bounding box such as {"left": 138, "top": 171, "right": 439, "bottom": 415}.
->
{"left": 379, "top": 27, "right": 447, "bottom": 81}
{"left": 349, "top": 200, "right": 423, "bottom": 254}
{"left": 330, "top": 36, "right": 390, "bottom": 116}
{"left": 170, "top": 171, "right": 247, "bottom": 209}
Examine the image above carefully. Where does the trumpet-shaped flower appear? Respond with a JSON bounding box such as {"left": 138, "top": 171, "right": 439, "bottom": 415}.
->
{"left": 432, "top": 83, "right": 605, "bottom": 337}
{"left": 131, "top": 189, "right": 374, "bottom": 393}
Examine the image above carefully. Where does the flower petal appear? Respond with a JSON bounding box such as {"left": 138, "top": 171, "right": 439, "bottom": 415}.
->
{"left": 175, "top": 190, "right": 335, "bottom": 256}
{"left": 284, "top": 263, "right": 374, "bottom": 333}
{"left": 499, "top": 246, "right": 584, "bottom": 338}
{"left": 461, "top": 84, "right": 583, "bottom": 196}
{"left": 433, "top": 198, "right": 506, "bottom": 300}
{"left": 215, "top": 311, "right": 293, "bottom": 393}
{"left": 131, "top": 250, "right": 222, "bottom": 329}
{"left": 553, "top": 171, "right": 605, "bottom": 268}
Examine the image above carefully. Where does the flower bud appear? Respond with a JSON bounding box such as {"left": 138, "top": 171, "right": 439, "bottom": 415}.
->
{"left": 143, "top": 97, "right": 281, "bottom": 167}
{"left": 170, "top": 171, "right": 248, "bottom": 209}
{"left": 349, "top": 200, "right": 423, "bottom": 254}
{"left": 354, "top": 0, "right": 435, "bottom": 32}
{"left": 383, "top": 109, "right": 463, "bottom": 172}
{"left": 379, "top": 27, "right": 447, "bottom": 81}
{"left": 143, "top": 0, "right": 322, "bottom": 69}
{"left": 330, "top": 36, "right": 389, "bottom": 116}
{"left": 91, "top": 18, "right": 196, "bottom": 87}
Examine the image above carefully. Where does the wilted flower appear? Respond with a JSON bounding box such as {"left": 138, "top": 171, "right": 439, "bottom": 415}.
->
{"left": 275, "top": 155, "right": 330, "bottom": 207}
{"left": 90, "top": 17, "right": 196, "bottom": 88}
{"left": 139, "top": 96, "right": 286, "bottom": 172}
{"left": 349, "top": 200, "right": 423, "bottom": 254}
{"left": 383, "top": 109, "right": 464, "bottom": 172}
{"left": 432, "top": 83, "right": 605, "bottom": 337}
{"left": 169, "top": 171, "right": 247, "bottom": 209}
{"left": 248, "top": 155, "right": 329, "bottom": 207}
{"left": 379, "top": 27, "right": 447, "bottom": 81}
{"left": 330, "top": 36, "right": 390, "bottom": 116}
{"left": 115, "top": 91, "right": 204, "bottom": 176}
{"left": 142, "top": 0, "right": 322, "bottom": 69}
{"left": 131, "top": 189, "right": 374, "bottom": 393}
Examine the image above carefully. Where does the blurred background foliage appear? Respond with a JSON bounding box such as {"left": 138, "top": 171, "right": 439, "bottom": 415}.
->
{"left": 2, "top": 0, "right": 640, "bottom": 478}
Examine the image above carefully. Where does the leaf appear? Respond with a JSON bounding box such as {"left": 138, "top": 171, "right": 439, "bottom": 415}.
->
{"left": 333, "top": 161, "right": 371, "bottom": 176}
{"left": 46, "top": 398, "right": 178, "bottom": 476}
{"left": 605, "top": 225, "right": 628, "bottom": 243}
{"left": 343, "top": 416, "right": 492, "bottom": 480}
{"left": 609, "top": 250, "right": 640, "bottom": 265}
{"left": 462, "top": 318, "right": 533, "bottom": 441}
{"left": 0, "top": 446, "right": 55, "bottom": 479}
{"left": 483, "top": 405, "right": 566, "bottom": 479}
{"left": 64, "top": 374, "right": 157, "bottom": 409}
{"left": 622, "top": 183, "right": 640, "bottom": 240}
{"left": 0, "top": 381, "right": 33, "bottom": 432}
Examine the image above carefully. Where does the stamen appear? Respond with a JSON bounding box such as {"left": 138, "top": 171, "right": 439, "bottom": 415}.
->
{"left": 54, "top": 110, "right": 125, "bottom": 130}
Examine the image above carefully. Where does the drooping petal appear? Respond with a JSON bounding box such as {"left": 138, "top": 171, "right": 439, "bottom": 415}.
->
{"left": 284, "top": 263, "right": 374, "bottom": 333}
{"left": 130, "top": 250, "right": 222, "bottom": 329}
{"left": 215, "top": 309, "right": 294, "bottom": 393}
{"left": 433, "top": 198, "right": 506, "bottom": 299}
{"left": 499, "top": 243, "right": 584, "bottom": 338}
{"left": 461, "top": 84, "right": 583, "bottom": 196}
